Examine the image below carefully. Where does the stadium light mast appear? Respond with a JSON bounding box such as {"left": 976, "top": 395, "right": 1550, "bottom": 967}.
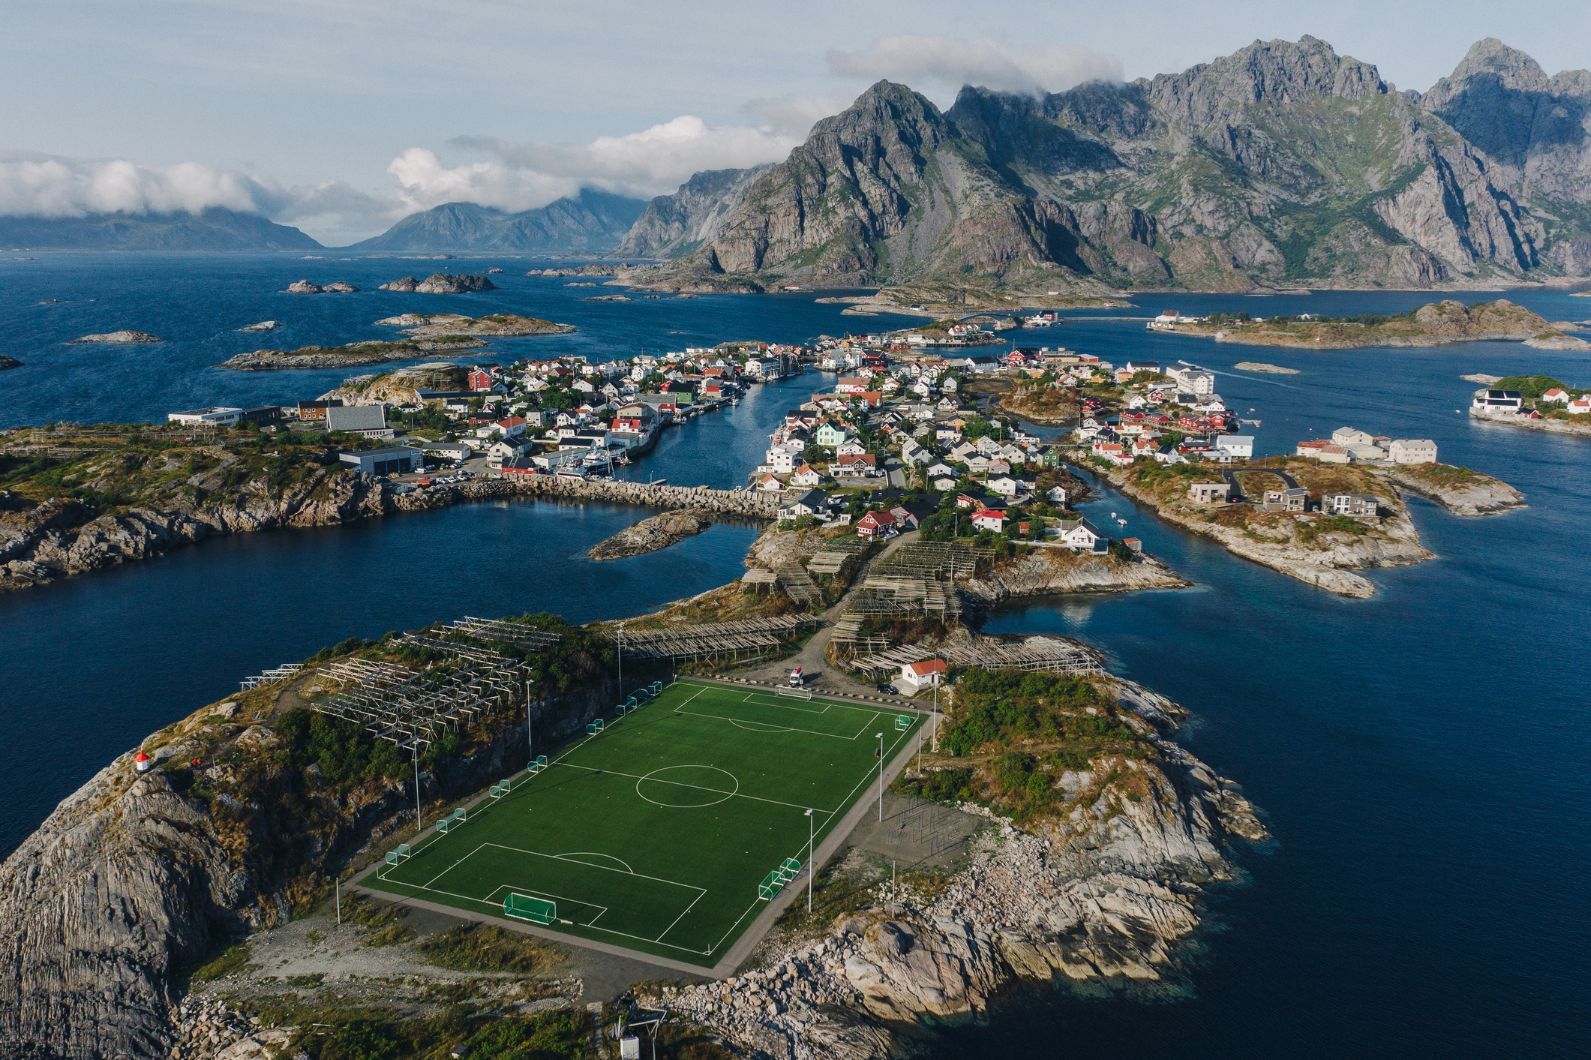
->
{"left": 616, "top": 624, "right": 624, "bottom": 697}
{"left": 931, "top": 681, "right": 939, "bottom": 753}
{"left": 875, "top": 732, "right": 884, "bottom": 822}
{"left": 524, "top": 677, "right": 534, "bottom": 763}
{"left": 412, "top": 740, "right": 422, "bottom": 836}
{"left": 804, "top": 808, "right": 815, "bottom": 914}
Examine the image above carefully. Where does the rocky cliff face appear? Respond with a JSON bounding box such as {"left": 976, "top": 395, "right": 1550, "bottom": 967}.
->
{"left": 0, "top": 468, "right": 391, "bottom": 592}
{"left": 0, "top": 683, "right": 575, "bottom": 1058}
{"left": 615, "top": 167, "right": 768, "bottom": 258}
{"left": 648, "top": 36, "right": 1590, "bottom": 292}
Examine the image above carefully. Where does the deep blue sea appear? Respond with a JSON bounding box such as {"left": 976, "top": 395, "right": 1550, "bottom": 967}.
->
{"left": 1, "top": 255, "right": 1589, "bottom": 1055}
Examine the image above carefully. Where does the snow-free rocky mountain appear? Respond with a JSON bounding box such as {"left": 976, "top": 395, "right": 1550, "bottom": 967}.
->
{"left": 0, "top": 207, "right": 320, "bottom": 251}
{"left": 348, "top": 189, "right": 646, "bottom": 254}
{"left": 639, "top": 36, "right": 1591, "bottom": 290}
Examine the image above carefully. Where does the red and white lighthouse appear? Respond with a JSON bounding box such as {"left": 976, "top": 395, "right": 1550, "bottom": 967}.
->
{"left": 134, "top": 750, "right": 152, "bottom": 774}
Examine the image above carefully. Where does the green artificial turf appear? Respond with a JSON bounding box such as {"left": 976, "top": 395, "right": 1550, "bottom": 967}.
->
{"left": 362, "top": 679, "right": 922, "bottom": 966}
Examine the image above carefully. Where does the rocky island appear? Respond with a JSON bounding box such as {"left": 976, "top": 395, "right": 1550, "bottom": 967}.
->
{"left": 238, "top": 319, "right": 280, "bottom": 332}
{"left": 0, "top": 355, "right": 21, "bottom": 371}
{"left": 379, "top": 272, "right": 496, "bottom": 294}
{"left": 218, "top": 309, "right": 571, "bottom": 370}
{"left": 1164, "top": 300, "right": 1569, "bottom": 349}
{"left": 586, "top": 507, "right": 713, "bottom": 560}
{"left": 66, "top": 329, "right": 162, "bottom": 345}
{"left": 219, "top": 335, "right": 485, "bottom": 371}
{"left": 373, "top": 311, "right": 574, "bottom": 340}
{"left": 284, "top": 279, "right": 357, "bottom": 294}
{"left": 1233, "top": 361, "right": 1300, "bottom": 374}
{"left": 1096, "top": 457, "right": 1519, "bottom": 598}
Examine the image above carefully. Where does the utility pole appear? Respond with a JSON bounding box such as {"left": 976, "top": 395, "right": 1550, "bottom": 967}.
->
{"left": 931, "top": 681, "right": 939, "bottom": 753}
{"left": 617, "top": 624, "right": 624, "bottom": 697}
{"left": 524, "top": 678, "right": 534, "bottom": 764}
{"left": 876, "top": 732, "right": 884, "bottom": 822}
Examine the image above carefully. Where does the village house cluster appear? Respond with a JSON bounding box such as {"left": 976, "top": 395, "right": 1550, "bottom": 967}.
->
{"left": 165, "top": 342, "right": 805, "bottom": 484}
{"left": 1470, "top": 386, "right": 1591, "bottom": 419}
{"left": 751, "top": 337, "right": 1127, "bottom": 556}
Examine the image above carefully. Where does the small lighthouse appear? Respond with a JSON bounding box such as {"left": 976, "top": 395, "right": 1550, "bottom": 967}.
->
{"left": 134, "top": 750, "right": 152, "bottom": 774}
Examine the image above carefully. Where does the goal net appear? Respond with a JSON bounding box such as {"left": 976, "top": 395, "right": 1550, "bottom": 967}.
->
{"left": 504, "top": 893, "right": 557, "bottom": 925}
{"left": 776, "top": 686, "right": 814, "bottom": 700}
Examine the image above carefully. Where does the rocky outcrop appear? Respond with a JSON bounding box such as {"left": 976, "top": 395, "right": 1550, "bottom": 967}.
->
{"left": 1233, "top": 361, "right": 1299, "bottom": 374}
{"left": 218, "top": 336, "right": 484, "bottom": 371}
{"left": 1104, "top": 467, "right": 1431, "bottom": 598}
{"left": 656, "top": 673, "right": 1265, "bottom": 1057}
{"left": 237, "top": 320, "right": 279, "bottom": 333}
{"left": 283, "top": 280, "right": 356, "bottom": 294}
{"left": 378, "top": 273, "right": 496, "bottom": 294}
{"left": 1377, "top": 465, "right": 1528, "bottom": 515}
{"left": 0, "top": 472, "right": 777, "bottom": 593}
{"left": 959, "top": 548, "right": 1188, "bottom": 603}
{"left": 0, "top": 659, "right": 608, "bottom": 1058}
{"left": 1172, "top": 299, "right": 1564, "bottom": 348}
{"left": 373, "top": 312, "right": 575, "bottom": 339}
{"left": 67, "top": 330, "right": 161, "bottom": 345}
{"left": 587, "top": 507, "right": 713, "bottom": 560}
{"left": 0, "top": 355, "right": 21, "bottom": 371}
{"left": 0, "top": 470, "right": 390, "bottom": 592}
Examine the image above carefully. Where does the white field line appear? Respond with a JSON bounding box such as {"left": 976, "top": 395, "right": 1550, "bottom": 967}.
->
{"left": 552, "top": 760, "right": 827, "bottom": 814}
{"left": 424, "top": 842, "right": 486, "bottom": 889}
{"left": 653, "top": 886, "right": 707, "bottom": 945}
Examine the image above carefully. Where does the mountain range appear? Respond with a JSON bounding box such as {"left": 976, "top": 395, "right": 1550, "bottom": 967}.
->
{"left": 345, "top": 188, "right": 645, "bottom": 254}
{"left": 5, "top": 36, "right": 1590, "bottom": 293}
{"left": 649, "top": 36, "right": 1591, "bottom": 292}
{"left": 0, "top": 208, "right": 319, "bottom": 252}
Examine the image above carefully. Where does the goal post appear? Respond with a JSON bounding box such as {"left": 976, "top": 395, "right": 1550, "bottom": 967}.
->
{"left": 776, "top": 685, "right": 814, "bottom": 700}
{"left": 504, "top": 893, "right": 557, "bottom": 925}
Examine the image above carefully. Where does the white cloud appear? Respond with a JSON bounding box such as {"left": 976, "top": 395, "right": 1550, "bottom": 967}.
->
{"left": 389, "top": 114, "right": 801, "bottom": 214}
{"left": 826, "top": 34, "right": 1123, "bottom": 97}
{"left": 0, "top": 154, "right": 270, "bottom": 218}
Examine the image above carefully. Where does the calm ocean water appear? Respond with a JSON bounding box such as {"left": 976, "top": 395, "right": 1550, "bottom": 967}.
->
{"left": 1, "top": 255, "right": 1589, "bottom": 1055}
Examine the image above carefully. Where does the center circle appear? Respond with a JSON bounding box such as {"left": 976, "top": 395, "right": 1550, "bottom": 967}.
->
{"left": 635, "top": 765, "right": 740, "bottom": 808}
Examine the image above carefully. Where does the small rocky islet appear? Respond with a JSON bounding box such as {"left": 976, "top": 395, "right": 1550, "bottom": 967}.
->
{"left": 378, "top": 272, "right": 496, "bottom": 294}
{"left": 65, "top": 329, "right": 162, "bottom": 345}
{"left": 283, "top": 279, "right": 357, "bottom": 294}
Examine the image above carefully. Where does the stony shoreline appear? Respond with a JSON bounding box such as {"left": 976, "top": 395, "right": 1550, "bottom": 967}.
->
{"left": 0, "top": 473, "right": 778, "bottom": 594}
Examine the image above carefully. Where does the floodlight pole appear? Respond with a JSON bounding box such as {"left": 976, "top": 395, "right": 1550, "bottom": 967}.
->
{"left": 617, "top": 624, "right": 624, "bottom": 697}
{"left": 876, "top": 732, "right": 884, "bottom": 822}
{"left": 524, "top": 678, "right": 534, "bottom": 764}
{"left": 412, "top": 741, "right": 422, "bottom": 836}
{"left": 931, "top": 682, "right": 939, "bottom": 753}
{"left": 805, "top": 808, "right": 815, "bottom": 914}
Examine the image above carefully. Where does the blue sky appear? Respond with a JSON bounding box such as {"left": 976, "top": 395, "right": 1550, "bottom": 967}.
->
{"left": 1, "top": 0, "right": 1585, "bottom": 242}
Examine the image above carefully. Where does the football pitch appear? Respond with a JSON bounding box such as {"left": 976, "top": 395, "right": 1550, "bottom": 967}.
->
{"left": 361, "top": 679, "right": 925, "bottom": 968}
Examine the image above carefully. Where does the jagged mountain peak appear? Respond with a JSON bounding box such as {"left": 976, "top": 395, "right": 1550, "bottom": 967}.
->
{"left": 1151, "top": 36, "right": 1386, "bottom": 124}
{"left": 1444, "top": 38, "right": 1550, "bottom": 91}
